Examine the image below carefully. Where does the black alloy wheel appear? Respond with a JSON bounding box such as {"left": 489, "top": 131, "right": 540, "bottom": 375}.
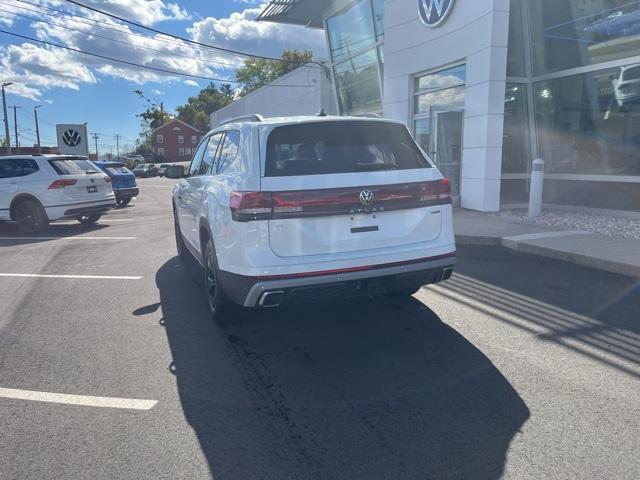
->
{"left": 14, "top": 200, "right": 48, "bottom": 233}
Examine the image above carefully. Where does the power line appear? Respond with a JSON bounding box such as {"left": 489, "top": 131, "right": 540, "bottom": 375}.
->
{"left": 0, "top": 29, "right": 316, "bottom": 88}
{"left": 63, "top": 0, "right": 324, "bottom": 69}
{"left": 1, "top": 1, "right": 248, "bottom": 70}
{"left": 0, "top": 6, "right": 244, "bottom": 71}
{"left": 0, "top": 28, "right": 244, "bottom": 83}
{"left": 11, "top": 0, "right": 253, "bottom": 70}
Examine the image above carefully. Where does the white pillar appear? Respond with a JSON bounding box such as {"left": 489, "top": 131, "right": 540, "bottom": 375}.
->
{"left": 528, "top": 159, "right": 544, "bottom": 217}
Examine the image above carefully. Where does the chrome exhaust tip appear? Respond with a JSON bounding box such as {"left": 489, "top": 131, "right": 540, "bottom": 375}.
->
{"left": 441, "top": 267, "right": 454, "bottom": 281}
{"left": 259, "top": 291, "right": 285, "bottom": 308}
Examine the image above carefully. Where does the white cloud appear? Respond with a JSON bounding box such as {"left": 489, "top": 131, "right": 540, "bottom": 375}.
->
{"left": 0, "top": 1, "right": 327, "bottom": 101}
{"left": 78, "top": 0, "right": 191, "bottom": 25}
{"left": 188, "top": 5, "right": 327, "bottom": 60}
{"left": 0, "top": 42, "right": 96, "bottom": 100}
{"left": 152, "top": 88, "right": 165, "bottom": 95}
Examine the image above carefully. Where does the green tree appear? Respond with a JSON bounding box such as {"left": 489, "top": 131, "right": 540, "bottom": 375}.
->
{"left": 235, "top": 49, "right": 313, "bottom": 96}
{"left": 175, "top": 82, "right": 235, "bottom": 131}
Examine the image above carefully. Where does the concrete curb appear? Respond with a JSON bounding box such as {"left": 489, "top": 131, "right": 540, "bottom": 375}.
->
{"left": 455, "top": 235, "right": 501, "bottom": 246}
{"left": 501, "top": 240, "right": 640, "bottom": 278}
{"left": 456, "top": 234, "right": 640, "bottom": 278}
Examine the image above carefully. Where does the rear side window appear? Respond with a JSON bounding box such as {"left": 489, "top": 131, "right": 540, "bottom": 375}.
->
{"left": 0, "top": 158, "right": 39, "bottom": 178}
{"left": 217, "top": 131, "right": 240, "bottom": 173}
{"left": 189, "top": 139, "right": 209, "bottom": 176}
{"left": 49, "top": 158, "right": 98, "bottom": 175}
{"left": 265, "top": 121, "right": 431, "bottom": 177}
{"left": 200, "top": 133, "right": 224, "bottom": 175}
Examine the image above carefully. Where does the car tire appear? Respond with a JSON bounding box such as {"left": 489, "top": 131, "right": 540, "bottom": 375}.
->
{"left": 116, "top": 198, "right": 131, "bottom": 208}
{"left": 203, "top": 237, "right": 236, "bottom": 325}
{"left": 174, "top": 210, "right": 190, "bottom": 260}
{"left": 77, "top": 214, "right": 101, "bottom": 225}
{"left": 14, "top": 199, "right": 49, "bottom": 233}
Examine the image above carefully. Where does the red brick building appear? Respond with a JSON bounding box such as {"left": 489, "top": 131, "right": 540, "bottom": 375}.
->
{"left": 151, "top": 119, "right": 204, "bottom": 162}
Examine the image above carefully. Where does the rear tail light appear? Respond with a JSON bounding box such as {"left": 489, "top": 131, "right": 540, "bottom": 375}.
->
{"left": 230, "top": 191, "right": 273, "bottom": 222}
{"left": 48, "top": 179, "right": 77, "bottom": 189}
{"left": 231, "top": 181, "right": 453, "bottom": 222}
{"left": 438, "top": 178, "right": 451, "bottom": 199}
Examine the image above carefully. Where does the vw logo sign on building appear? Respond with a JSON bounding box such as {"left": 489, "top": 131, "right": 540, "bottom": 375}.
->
{"left": 418, "top": 0, "right": 455, "bottom": 27}
{"left": 56, "top": 123, "right": 90, "bottom": 156}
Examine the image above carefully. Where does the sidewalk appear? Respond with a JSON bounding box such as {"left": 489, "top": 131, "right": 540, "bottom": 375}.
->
{"left": 454, "top": 209, "right": 640, "bottom": 278}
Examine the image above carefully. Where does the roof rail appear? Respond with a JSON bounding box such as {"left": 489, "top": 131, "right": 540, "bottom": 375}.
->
{"left": 216, "top": 114, "right": 264, "bottom": 128}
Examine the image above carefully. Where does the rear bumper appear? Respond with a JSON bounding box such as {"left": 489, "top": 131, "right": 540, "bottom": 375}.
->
{"left": 219, "top": 253, "right": 456, "bottom": 308}
{"left": 63, "top": 204, "right": 114, "bottom": 216}
{"left": 114, "top": 187, "right": 139, "bottom": 199}
{"left": 45, "top": 199, "right": 116, "bottom": 220}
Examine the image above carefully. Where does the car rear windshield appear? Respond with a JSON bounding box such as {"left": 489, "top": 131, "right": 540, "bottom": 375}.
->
{"left": 49, "top": 158, "right": 99, "bottom": 175}
{"left": 622, "top": 66, "right": 640, "bottom": 81}
{"left": 105, "top": 166, "right": 131, "bottom": 175}
{"left": 265, "top": 121, "right": 431, "bottom": 177}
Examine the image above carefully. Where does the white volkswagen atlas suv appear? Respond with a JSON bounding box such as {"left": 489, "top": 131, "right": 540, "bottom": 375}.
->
{"left": 0, "top": 155, "right": 115, "bottom": 233}
{"left": 169, "top": 115, "right": 456, "bottom": 321}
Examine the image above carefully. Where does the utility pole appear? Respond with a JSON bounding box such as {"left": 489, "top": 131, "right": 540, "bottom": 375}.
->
{"left": 11, "top": 105, "right": 21, "bottom": 148}
{"left": 91, "top": 133, "right": 99, "bottom": 158}
{"left": 114, "top": 134, "right": 121, "bottom": 158}
{"left": 1, "top": 82, "right": 11, "bottom": 154}
{"left": 34, "top": 105, "right": 41, "bottom": 153}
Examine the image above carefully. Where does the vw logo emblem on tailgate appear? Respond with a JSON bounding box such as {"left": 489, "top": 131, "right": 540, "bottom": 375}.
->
{"left": 359, "top": 190, "right": 374, "bottom": 206}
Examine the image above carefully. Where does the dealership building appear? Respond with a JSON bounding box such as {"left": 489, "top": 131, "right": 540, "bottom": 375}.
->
{"left": 257, "top": 0, "right": 640, "bottom": 212}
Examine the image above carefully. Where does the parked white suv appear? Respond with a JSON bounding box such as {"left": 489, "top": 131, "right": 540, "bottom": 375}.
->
{"left": 0, "top": 155, "right": 115, "bottom": 233}
{"left": 169, "top": 115, "right": 456, "bottom": 321}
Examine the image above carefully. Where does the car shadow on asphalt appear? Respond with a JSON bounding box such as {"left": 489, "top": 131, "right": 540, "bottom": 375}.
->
{"left": 444, "top": 245, "right": 640, "bottom": 378}
{"left": 0, "top": 221, "right": 110, "bottom": 245}
{"left": 155, "top": 257, "right": 529, "bottom": 480}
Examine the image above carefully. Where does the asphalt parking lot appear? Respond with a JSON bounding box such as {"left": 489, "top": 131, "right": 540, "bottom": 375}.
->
{"left": 1, "top": 176, "right": 639, "bottom": 480}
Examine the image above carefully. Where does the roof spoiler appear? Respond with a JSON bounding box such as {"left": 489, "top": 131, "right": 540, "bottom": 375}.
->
{"left": 216, "top": 114, "right": 264, "bottom": 128}
{"left": 353, "top": 113, "right": 382, "bottom": 119}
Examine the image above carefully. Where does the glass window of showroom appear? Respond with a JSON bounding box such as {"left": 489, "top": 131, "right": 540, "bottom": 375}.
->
{"left": 326, "top": 0, "right": 385, "bottom": 115}
{"left": 503, "top": 0, "right": 640, "bottom": 210}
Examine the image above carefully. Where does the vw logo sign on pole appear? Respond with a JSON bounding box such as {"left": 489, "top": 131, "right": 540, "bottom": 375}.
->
{"left": 62, "top": 129, "right": 82, "bottom": 147}
{"left": 56, "top": 123, "right": 90, "bottom": 156}
{"left": 418, "top": 0, "right": 455, "bottom": 27}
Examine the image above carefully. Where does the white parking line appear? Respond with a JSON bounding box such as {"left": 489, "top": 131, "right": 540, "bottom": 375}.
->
{"left": 0, "top": 236, "right": 136, "bottom": 241}
{"left": 56, "top": 219, "right": 133, "bottom": 224}
{"left": 0, "top": 273, "right": 142, "bottom": 280}
{"left": 0, "top": 387, "right": 157, "bottom": 410}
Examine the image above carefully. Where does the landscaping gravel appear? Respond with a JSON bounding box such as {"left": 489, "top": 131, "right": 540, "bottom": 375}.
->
{"left": 494, "top": 210, "right": 640, "bottom": 240}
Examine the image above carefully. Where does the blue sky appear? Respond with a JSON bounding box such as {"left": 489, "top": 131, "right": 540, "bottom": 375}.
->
{"left": 0, "top": 0, "right": 326, "bottom": 154}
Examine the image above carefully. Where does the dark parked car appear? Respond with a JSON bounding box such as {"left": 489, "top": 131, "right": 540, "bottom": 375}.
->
{"left": 132, "top": 163, "right": 158, "bottom": 178}
{"left": 94, "top": 161, "right": 139, "bottom": 207}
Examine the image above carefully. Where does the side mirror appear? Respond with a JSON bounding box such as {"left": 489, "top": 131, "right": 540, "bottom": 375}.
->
{"left": 166, "top": 165, "right": 186, "bottom": 179}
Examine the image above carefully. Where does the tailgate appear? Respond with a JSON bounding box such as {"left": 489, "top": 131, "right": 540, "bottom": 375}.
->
{"left": 259, "top": 120, "right": 450, "bottom": 258}
{"left": 66, "top": 174, "right": 112, "bottom": 198}
{"left": 48, "top": 158, "right": 113, "bottom": 199}
{"left": 263, "top": 171, "right": 448, "bottom": 257}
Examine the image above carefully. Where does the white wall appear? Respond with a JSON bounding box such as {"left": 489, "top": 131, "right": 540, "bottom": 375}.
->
{"left": 210, "top": 63, "right": 337, "bottom": 127}
{"left": 382, "top": 0, "right": 510, "bottom": 212}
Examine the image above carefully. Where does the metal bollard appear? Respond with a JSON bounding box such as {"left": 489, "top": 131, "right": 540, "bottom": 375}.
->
{"left": 528, "top": 158, "right": 544, "bottom": 218}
